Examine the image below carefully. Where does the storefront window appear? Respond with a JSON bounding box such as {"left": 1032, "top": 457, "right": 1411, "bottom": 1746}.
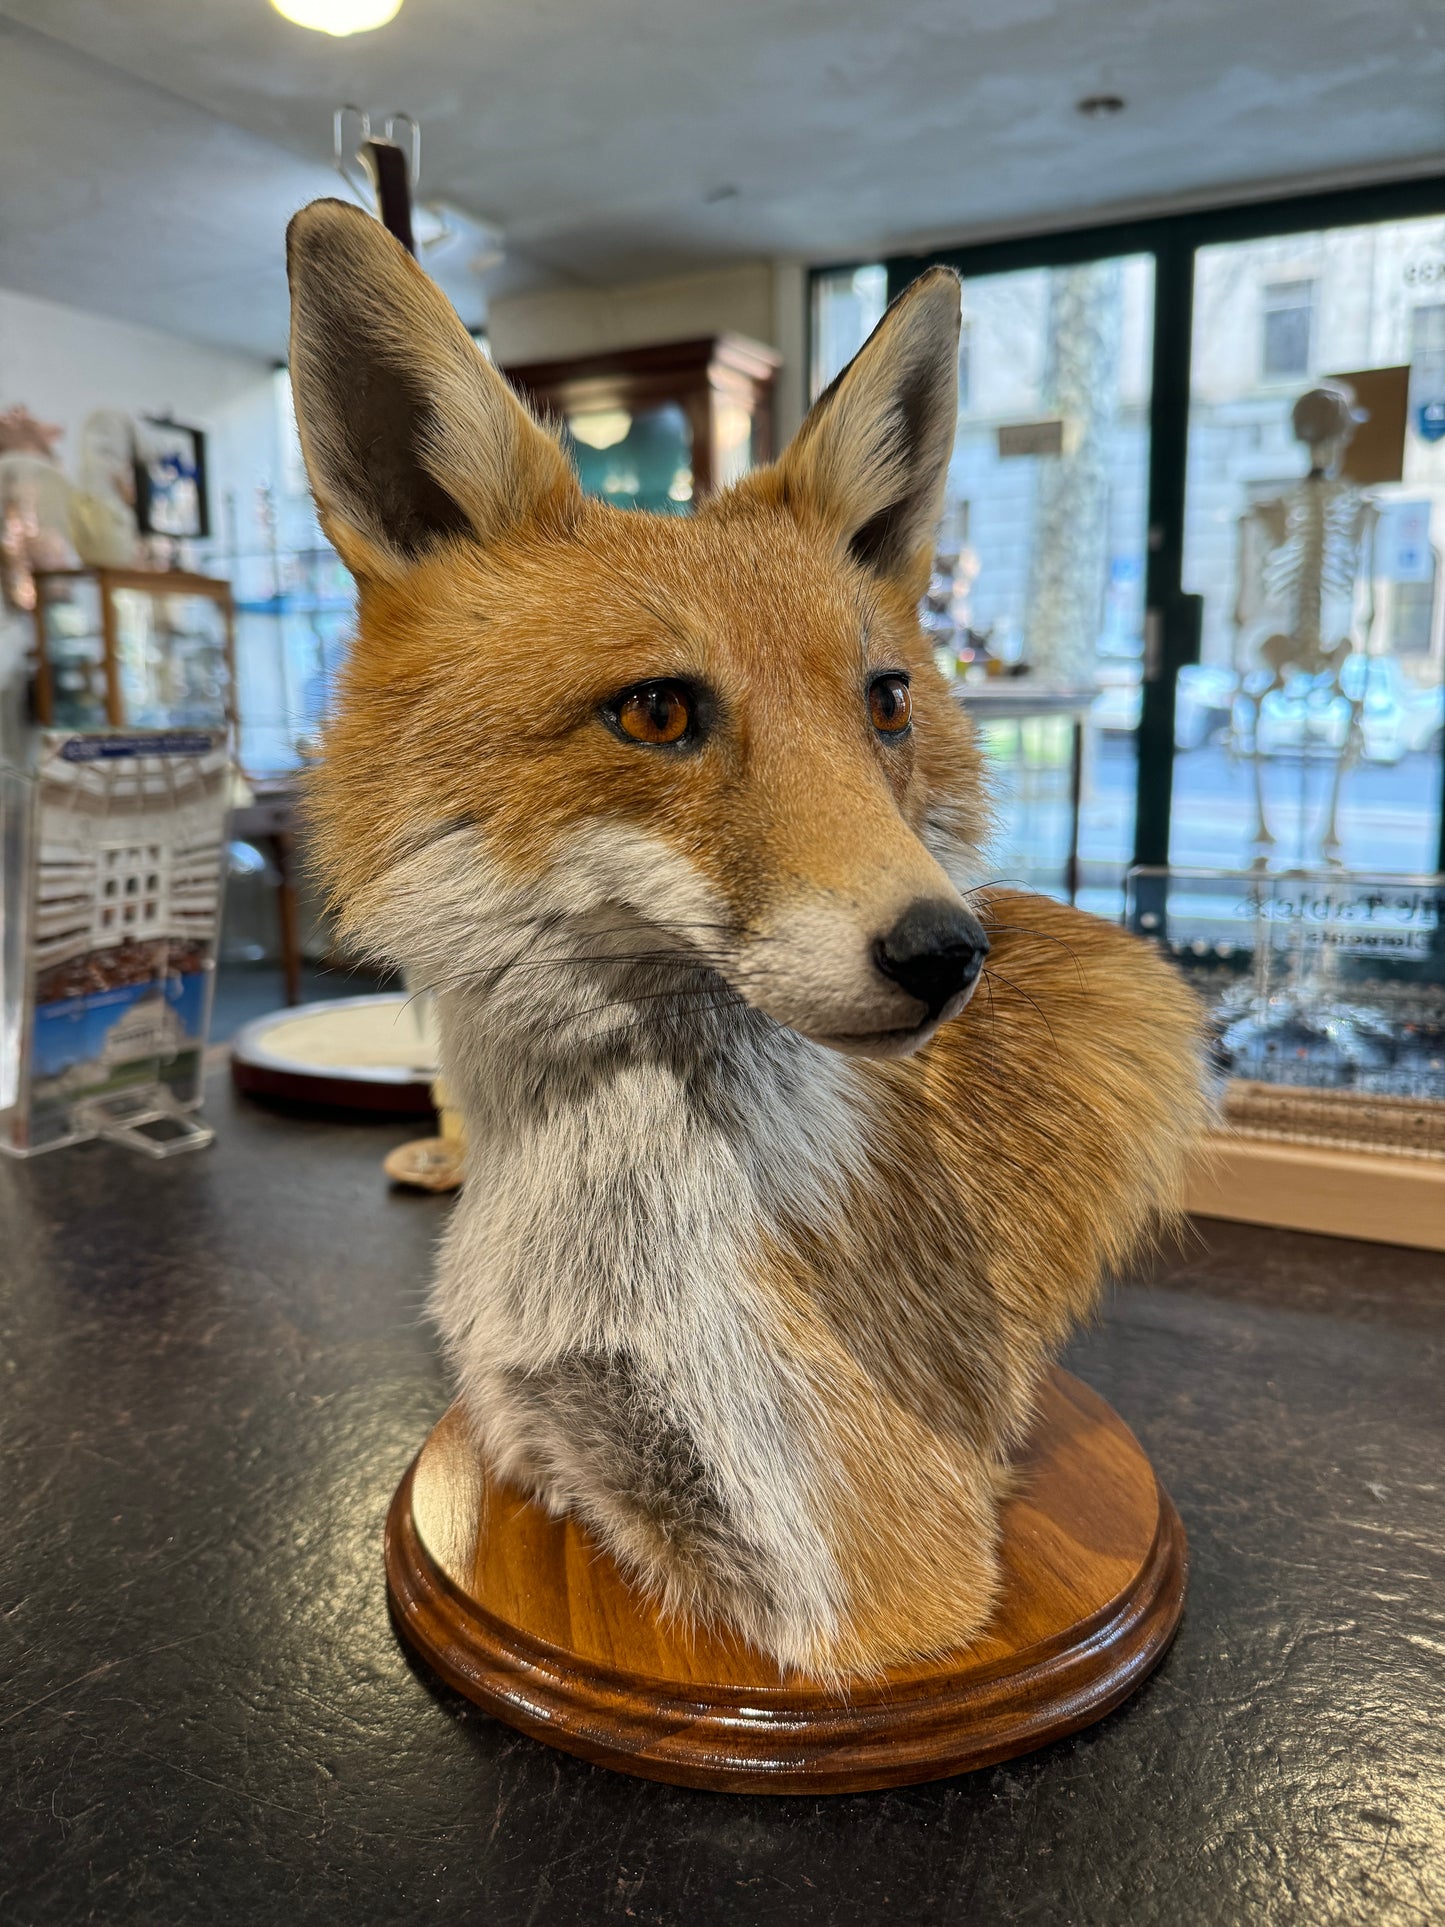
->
{"left": 814, "top": 191, "right": 1445, "bottom": 898}
{"left": 1176, "top": 216, "right": 1445, "bottom": 875}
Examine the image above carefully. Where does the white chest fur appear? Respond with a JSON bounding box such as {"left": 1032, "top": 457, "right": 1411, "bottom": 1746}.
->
{"left": 426, "top": 982, "right": 869, "bottom": 1662}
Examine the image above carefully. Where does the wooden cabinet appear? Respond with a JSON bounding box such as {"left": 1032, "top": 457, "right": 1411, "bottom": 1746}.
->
{"left": 33, "top": 567, "right": 235, "bottom": 734}
{"left": 504, "top": 335, "right": 781, "bottom": 511}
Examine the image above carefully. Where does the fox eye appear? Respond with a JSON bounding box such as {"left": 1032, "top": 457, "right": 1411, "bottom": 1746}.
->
{"left": 610, "top": 680, "right": 694, "bottom": 747}
{"left": 868, "top": 673, "right": 912, "bottom": 736}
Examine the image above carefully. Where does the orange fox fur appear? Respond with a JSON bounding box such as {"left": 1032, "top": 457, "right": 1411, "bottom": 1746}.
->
{"left": 288, "top": 199, "right": 1209, "bottom": 1675}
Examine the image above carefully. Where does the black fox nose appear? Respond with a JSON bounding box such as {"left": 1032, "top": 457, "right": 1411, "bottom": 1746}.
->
{"left": 872, "top": 900, "right": 989, "bottom": 1022}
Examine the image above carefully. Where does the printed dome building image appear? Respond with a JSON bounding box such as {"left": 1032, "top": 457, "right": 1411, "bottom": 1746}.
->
{"left": 96, "top": 992, "right": 188, "bottom": 1068}
{"left": 8, "top": 733, "right": 231, "bottom": 1144}
{"left": 31, "top": 737, "right": 229, "bottom": 979}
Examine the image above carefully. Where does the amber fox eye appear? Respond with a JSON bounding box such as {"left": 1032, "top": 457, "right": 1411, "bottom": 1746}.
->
{"left": 608, "top": 680, "right": 695, "bottom": 747}
{"left": 868, "top": 673, "right": 912, "bottom": 736}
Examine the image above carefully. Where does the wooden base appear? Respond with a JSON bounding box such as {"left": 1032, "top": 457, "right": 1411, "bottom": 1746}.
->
{"left": 229, "top": 995, "right": 438, "bottom": 1117}
{"left": 385, "top": 1369, "right": 1187, "bottom": 1793}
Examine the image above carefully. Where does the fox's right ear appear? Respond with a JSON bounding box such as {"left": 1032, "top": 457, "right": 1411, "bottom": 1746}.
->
{"left": 286, "top": 199, "right": 578, "bottom": 583}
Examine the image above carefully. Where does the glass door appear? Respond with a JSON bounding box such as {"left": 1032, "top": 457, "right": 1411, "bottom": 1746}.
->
{"left": 816, "top": 254, "right": 1157, "bottom": 915}
{"left": 819, "top": 178, "right": 1445, "bottom": 930}
{"left": 939, "top": 255, "right": 1156, "bottom": 918}
{"left": 1146, "top": 207, "right": 1445, "bottom": 1105}
{"left": 1172, "top": 213, "right": 1445, "bottom": 877}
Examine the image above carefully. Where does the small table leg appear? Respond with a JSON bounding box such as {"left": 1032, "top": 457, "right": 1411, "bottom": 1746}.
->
{"left": 1066, "top": 717, "right": 1084, "bottom": 906}
{"left": 270, "top": 831, "right": 303, "bottom": 1007}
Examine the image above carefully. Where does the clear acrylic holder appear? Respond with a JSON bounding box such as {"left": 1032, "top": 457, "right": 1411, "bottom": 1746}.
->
{"left": 74, "top": 1088, "right": 215, "bottom": 1158}
{"left": 0, "top": 729, "right": 230, "bottom": 1159}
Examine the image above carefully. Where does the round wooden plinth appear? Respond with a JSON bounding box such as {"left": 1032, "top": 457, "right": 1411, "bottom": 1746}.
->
{"left": 385, "top": 1369, "right": 1186, "bottom": 1794}
{"left": 230, "top": 995, "right": 438, "bottom": 1117}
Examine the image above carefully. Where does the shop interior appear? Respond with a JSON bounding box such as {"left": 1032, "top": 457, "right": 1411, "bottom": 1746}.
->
{"left": 2, "top": 2, "right": 1442, "bottom": 1922}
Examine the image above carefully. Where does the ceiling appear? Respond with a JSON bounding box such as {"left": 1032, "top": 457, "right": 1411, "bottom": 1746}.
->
{"left": 2, "top": 0, "right": 1444, "bottom": 361}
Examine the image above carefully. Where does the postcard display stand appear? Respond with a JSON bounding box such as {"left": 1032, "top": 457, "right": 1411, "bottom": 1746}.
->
{"left": 0, "top": 729, "right": 229, "bottom": 1159}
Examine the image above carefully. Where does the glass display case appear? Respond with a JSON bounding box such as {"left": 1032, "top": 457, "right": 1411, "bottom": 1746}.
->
{"left": 1128, "top": 864, "right": 1445, "bottom": 1157}
{"left": 32, "top": 568, "right": 235, "bottom": 734}
{"left": 504, "top": 335, "right": 781, "bottom": 510}
{"left": 224, "top": 544, "right": 355, "bottom": 777}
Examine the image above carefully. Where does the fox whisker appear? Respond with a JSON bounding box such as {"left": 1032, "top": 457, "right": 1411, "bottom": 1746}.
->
{"left": 478, "top": 952, "right": 734, "bottom": 996}
{"left": 979, "top": 922, "right": 1086, "bottom": 988}
{"left": 976, "top": 967, "right": 1001, "bottom": 1078}
{"left": 562, "top": 981, "right": 745, "bottom": 1028}
{"left": 981, "top": 966, "right": 1059, "bottom": 1054}
{"left": 400, "top": 947, "right": 734, "bottom": 1005}
{"left": 574, "top": 993, "right": 746, "bottom": 1048}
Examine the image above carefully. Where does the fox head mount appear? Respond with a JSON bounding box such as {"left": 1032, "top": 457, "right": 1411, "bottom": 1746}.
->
{"left": 287, "top": 196, "right": 991, "bottom": 1061}
{"left": 288, "top": 199, "right": 1206, "bottom": 1676}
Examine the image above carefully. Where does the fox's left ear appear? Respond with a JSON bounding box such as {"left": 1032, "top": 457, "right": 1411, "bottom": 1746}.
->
{"left": 774, "top": 267, "right": 960, "bottom": 598}
{"left": 286, "top": 198, "right": 578, "bottom": 583}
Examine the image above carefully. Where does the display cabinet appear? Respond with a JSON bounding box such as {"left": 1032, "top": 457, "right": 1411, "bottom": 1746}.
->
{"left": 225, "top": 545, "right": 354, "bottom": 777}
{"left": 1128, "top": 865, "right": 1445, "bottom": 1248}
{"left": 32, "top": 567, "right": 236, "bottom": 734}
{"left": 504, "top": 335, "right": 781, "bottom": 511}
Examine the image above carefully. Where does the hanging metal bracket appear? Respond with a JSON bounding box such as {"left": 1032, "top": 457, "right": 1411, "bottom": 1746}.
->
{"left": 333, "top": 105, "right": 421, "bottom": 255}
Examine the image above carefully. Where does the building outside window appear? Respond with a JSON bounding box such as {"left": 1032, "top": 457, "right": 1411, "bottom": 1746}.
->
{"left": 1261, "top": 278, "right": 1315, "bottom": 380}
{"left": 957, "top": 316, "right": 973, "bottom": 412}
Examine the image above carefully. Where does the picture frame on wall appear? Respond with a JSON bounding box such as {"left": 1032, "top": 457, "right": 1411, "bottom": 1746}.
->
{"left": 133, "top": 416, "right": 209, "bottom": 541}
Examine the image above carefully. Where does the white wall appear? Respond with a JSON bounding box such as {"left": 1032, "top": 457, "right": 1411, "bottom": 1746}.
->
{"left": 3, "top": 260, "right": 812, "bottom": 534}
{"left": 0, "top": 284, "right": 293, "bottom": 766}
{"left": 488, "top": 258, "right": 810, "bottom": 442}
{"left": 0, "top": 283, "right": 281, "bottom": 553}
{"left": 769, "top": 261, "right": 807, "bottom": 446}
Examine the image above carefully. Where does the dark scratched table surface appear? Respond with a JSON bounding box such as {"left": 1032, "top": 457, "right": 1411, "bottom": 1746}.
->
{"left": 2, "top": 1078, "right": 1442, "bottom": 1926}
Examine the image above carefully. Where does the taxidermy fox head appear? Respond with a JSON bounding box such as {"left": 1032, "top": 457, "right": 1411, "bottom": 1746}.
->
{"left": 290, "top": 199, "right": 991, "bottom": 1058}
{"left": 289, "top": 202, "right": 1210, "bottom": 1677}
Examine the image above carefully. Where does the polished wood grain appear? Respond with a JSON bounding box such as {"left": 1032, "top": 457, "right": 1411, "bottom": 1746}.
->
{"left": 385, "top": 1368, "right": 1187, "bottom": 1792}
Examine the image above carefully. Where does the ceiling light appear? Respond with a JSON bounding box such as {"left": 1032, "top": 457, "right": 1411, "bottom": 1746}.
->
{"left": 270, "top": 0, "right": 403, "bottom": 36}
{"left": 569, "top": 409, "right": 633, "bottom": 452}
{"left": 1076, "top": 93, "right": 1126, "bottom": 118}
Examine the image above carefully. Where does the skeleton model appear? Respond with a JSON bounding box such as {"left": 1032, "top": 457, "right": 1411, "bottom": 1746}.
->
{"left": 1233, "top": 383, "right": 1377, "bottom": 866}
{"left": 1217, "top": 386, "right": 1400, "bottom": 1082}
